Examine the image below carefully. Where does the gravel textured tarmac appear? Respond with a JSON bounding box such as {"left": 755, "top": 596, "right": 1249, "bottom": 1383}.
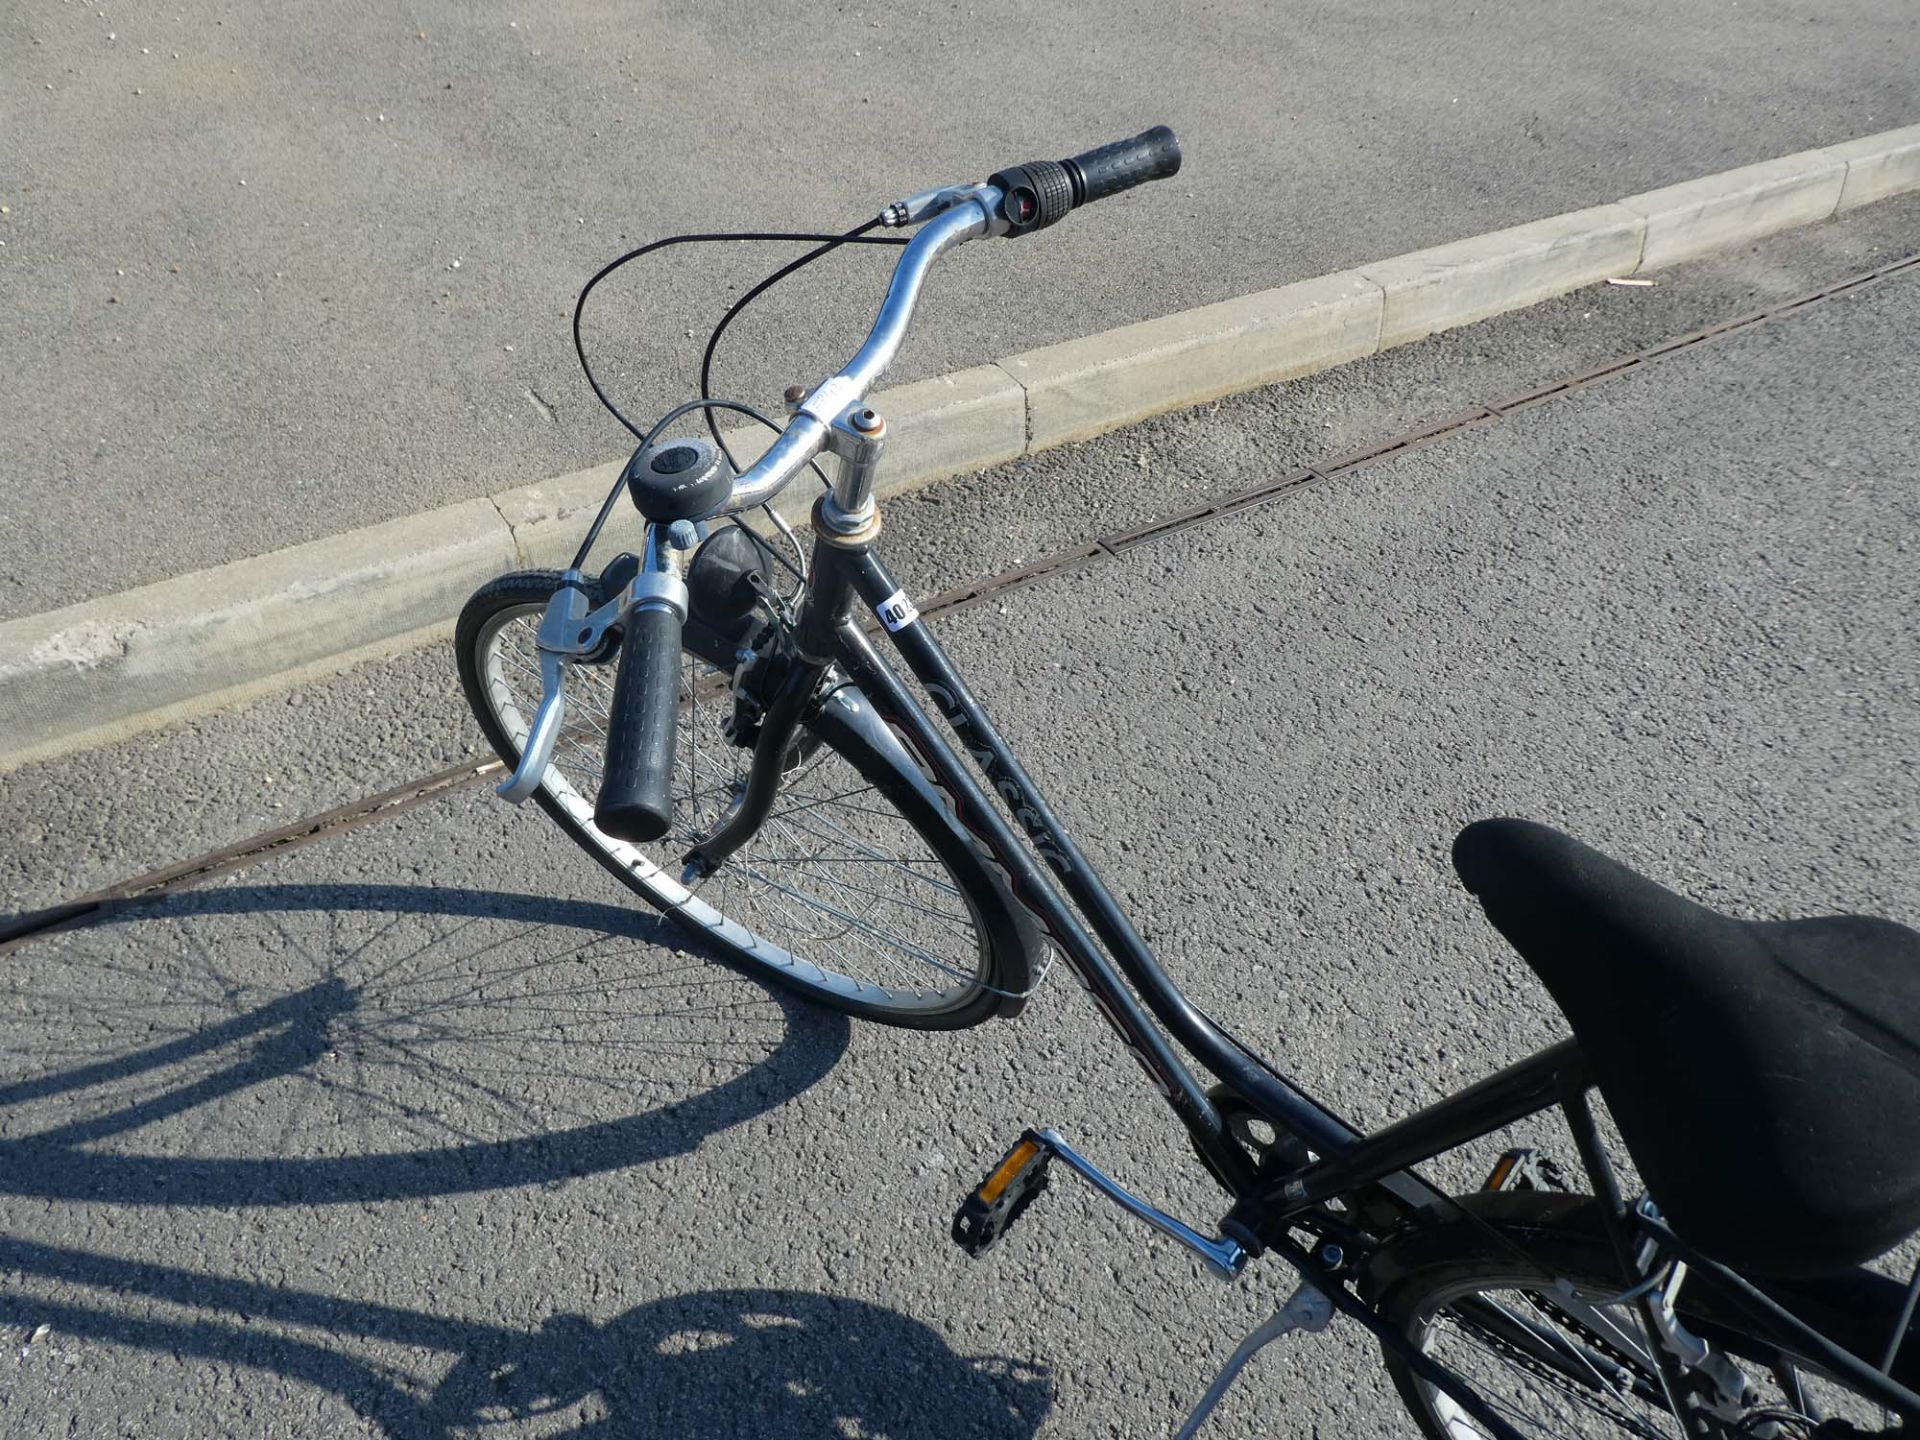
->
{"left": 3, "top": 0, "right": 1918, "bottom": 619}
{"left": 2, "top": 234, "right": 1916, "bottom": 1433}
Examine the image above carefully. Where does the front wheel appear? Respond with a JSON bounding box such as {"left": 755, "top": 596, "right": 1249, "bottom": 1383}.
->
{"left": 455, "top": 569, "right": 1042, "bottom": 1029}
{"left": 1366, "top": 1191, "right": 1915, "bottom": 1438}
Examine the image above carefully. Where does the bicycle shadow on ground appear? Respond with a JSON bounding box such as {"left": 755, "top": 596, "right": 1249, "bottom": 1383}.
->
{"left": 0, "top": 883, "right": 851, "bottom": 1206}
{"left": 4, "top": 1236, "right": 1053, "bottom": 1437}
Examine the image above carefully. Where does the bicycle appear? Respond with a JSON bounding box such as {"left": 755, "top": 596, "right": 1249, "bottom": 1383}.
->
{"left": 456, "top": 127, "right": 1920, "bottom": 1437}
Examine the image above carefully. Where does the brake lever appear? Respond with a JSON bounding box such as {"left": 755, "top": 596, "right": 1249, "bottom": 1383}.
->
{"left": 496, "top": 573, "right": 595, "bottom": 803}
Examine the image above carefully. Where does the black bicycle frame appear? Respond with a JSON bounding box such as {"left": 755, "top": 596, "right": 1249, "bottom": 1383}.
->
{"left": 787, "top": 534, "right": 1448, "bottom": 1205}
{"left": 715, "top": 518, "right": 1920, "bottom": 1432}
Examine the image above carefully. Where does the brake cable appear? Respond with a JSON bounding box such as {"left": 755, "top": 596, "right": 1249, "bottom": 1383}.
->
{"left": 570, "top": 223, "right": 907, "bottom": 443}
{"left": 569, "top": 222, "right": 910, "bottom": 588}
{"left": 693, "top": 217, "right": 897, "bottom": 467}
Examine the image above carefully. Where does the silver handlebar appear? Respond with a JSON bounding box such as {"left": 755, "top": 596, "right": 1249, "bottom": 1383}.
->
{"left": 721, "top": 184, "right": 1006, "bottom": 515}
{"left": 495, "top": 182, "right": 1006, "bottom": 805}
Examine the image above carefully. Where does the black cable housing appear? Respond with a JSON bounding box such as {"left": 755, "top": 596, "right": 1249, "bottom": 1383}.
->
{"left": 570, "top": 225, "right": 906, "bottom": 443}
{"left": 570, "top": 398, "right": 786, "bottom": 572}
{"left": 567, "top": 221, "right": 911, "bottom": 579}
{"left": 695, "top": 217, "right": 896, "bottom": 465}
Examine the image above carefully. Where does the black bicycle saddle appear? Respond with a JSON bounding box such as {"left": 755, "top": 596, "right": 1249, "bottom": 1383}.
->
{"left": 1453, "top": 817, "right": 1920, "bottom": 1278}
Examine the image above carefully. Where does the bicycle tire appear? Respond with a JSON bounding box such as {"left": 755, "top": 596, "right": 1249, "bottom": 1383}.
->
{"left": 455, "top": 569, "right": 1041, "bottom": 1029}
{"left": 1364, "top": 1190, "right": 1917, "bottom": 1438}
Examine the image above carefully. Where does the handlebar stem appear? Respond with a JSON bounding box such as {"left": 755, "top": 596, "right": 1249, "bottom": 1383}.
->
{"left": 823, "top": 404, "right": 888, "bottom": 528}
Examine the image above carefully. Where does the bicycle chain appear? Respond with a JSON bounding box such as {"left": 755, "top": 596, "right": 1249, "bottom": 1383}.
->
{"left": 1438, "top": 1294, "right": 1751, "bottom": 1440}
{"left": 1442, "top": 1290, "right": 1881, "bottom": 1438}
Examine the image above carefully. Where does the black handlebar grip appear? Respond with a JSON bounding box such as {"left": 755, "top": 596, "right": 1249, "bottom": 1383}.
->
{"left": 990, "top": 126, "right": 1181, "bottom": 238}
{"left": 593, "top": 601, "right": 682, "bottom": 843}
{"left": 1063, "top": 125, "right": 1183, "bottom": 206}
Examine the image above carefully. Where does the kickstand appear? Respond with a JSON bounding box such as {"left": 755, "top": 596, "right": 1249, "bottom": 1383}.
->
{"left": 1175, "top": 1282, "right": 1334, "bottom": 1439}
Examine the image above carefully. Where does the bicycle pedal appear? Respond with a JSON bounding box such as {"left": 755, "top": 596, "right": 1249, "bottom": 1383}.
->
{"left": 1482, "top": 1146, "right": 1567, "bottom": 1193}
{"left": 953, "top": 1131, "right": 1051, "bottom": 1258}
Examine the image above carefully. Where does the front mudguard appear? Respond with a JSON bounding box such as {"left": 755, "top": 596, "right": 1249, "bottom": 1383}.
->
{"left": 807, "top": 683, "right": 1048, "bottom": 1018}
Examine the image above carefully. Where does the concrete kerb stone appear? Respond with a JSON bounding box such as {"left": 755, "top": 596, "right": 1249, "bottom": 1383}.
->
{"left": 5, "top": 121, "right": 1918, "bottom": 770}
{"left": 1623, "top": 148, "right": 1848, "bottom": 272}
{"left": 489, "top": 363, "right": 1027, "bottom": 572}
{"left": 0, "top": 499, "right": 515, "bottom": 769}
{"left": 491, "top": 457, "right": 631, "bottom": 572}
{"left": 864, "top": 364, "right": 1028, "bottom": 496}
{"left": 1001, "top": 271, "right": 1384, "bottom": 451}
{"left": 1828, "top": 123, "right": 1920, "bottom": 213}
{"left": 1360, "top": 205, "right": 1647, "bottom": 350}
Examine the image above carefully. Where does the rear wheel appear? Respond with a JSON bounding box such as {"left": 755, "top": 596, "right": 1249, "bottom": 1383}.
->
{"left": 1369, "top": 1192, "right": 1912, "bottom": 1438}
{"left": 456, "top": 569, "right": 1040, "bottom": 1029}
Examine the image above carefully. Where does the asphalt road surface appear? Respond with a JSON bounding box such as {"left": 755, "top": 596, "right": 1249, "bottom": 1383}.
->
{"left": 3, "top": 0, "right": 1918, "bottom": 621}
{"left": 2, "top": 217, "right": 1917, "bottom": 1437}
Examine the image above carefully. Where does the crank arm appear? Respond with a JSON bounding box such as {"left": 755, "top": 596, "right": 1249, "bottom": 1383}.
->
{"left": 953, "top": 1128, "right": 1249, "bottom": 1281}
{"left": 1036, "top": 1128, "right": 1250, "bottom": 1280}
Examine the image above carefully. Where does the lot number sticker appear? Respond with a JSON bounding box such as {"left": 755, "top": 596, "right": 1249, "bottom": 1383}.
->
{"left": 876, "top": 589, "right": 920, "bottom": 632}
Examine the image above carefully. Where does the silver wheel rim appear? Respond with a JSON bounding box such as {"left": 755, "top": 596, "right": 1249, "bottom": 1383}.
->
{"left": 1407, "top": 1269, "right": 1895, "bottom": 1438}
{"left": 476, "top": 600, "right": 992, "bottom": 1016}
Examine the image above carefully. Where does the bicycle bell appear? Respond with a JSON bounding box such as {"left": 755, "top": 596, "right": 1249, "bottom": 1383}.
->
{"left": 623, "top": 435, "right": 737, "bottom": 523}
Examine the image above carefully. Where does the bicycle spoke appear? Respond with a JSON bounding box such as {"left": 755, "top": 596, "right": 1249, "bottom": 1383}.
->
{"left": 479, "top": 595, "right": 989, "bottom": 1013}
{"left": 761, "top": 803, "right": 965, "bottom": 898}
{"left": 723, "top": 860, "right": 969, "bottom": 988}
{"left": 1430, "top": 1303, "right": 1674, "bottom": 1440}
